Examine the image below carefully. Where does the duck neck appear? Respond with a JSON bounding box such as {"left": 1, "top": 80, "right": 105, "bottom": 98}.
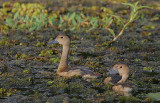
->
{"left": 57, "top": 45, "right": 70, "bottom": 73}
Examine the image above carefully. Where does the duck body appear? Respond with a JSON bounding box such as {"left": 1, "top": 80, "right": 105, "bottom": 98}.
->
{"left": 57, "top": 66, "right": 98, "bottom": 79}
{"left": 48, "top": 34, "right": 100, "bottom": 79}
{"left": 112, "top": 82, "right": 136, "bottom": 96}
{"left": 104, "top": 64, "right": 136, "bottom": 96}
{"left": 104, "top": 74, "right": 122, "bottom": 85}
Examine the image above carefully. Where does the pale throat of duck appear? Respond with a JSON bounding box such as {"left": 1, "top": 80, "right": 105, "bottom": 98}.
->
{"left": 57, "top": 45, "right": 70, "bottom": 73}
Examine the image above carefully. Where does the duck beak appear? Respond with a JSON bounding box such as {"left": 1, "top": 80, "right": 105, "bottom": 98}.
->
{"left": 107, "top": 68, "right": 119, "bottom": 75}
{"left": 48, "top": 39, "right": 59, "bottom": 45}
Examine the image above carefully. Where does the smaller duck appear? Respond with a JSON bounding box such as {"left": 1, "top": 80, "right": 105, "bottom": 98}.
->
{"left": 104, "top": 64, "right": 136, "bottom": 96}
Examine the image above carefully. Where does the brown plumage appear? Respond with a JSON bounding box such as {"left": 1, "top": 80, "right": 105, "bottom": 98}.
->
{"left": 48, "top": 34, "right": 100, "bottom": 80}
{"left": 104, "top": 64, "right": 136, "bottom": 96}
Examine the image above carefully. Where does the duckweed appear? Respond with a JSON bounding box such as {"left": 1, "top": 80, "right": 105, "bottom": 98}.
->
{"left": 85, "top": 61, "right": 100, "bottom": 68}
{"left": 119, "top": 96, "right": 140, "bottom": 102}
{"left": 0, "top": 88, "right": 17, "bottom": 97}
{"left": 49, "top": 57, "right": 60, "bottom": 63}
{"left": 0, "top": 37, "right": 10, "bottom": 46}
{"left": 143, "top": 67, "right": 156, "bottom": 72}
{"left": 23, "top": 69, "right": 31, "bottom": 74}
{"left": 142, "top": 25, "right": 155, "bottom": 30}
{"left": 68, "top": 82, "right": 85, "bottom": 93}
{"left": 39, "top": 49, "right": 54, "bottom": 57}
{"left": 146, "top": 92, "right": 160, "bottom": 101}
{"left": 141, "top": 31, "right": 152, "bottom": 36}
{"left": 49, "top": 78, "right": 69, "bottom": 93}
{"left": 15, "top": 53, "right": 29, "bottom": 59}
{"left": 36, "top": 41, "right": 45, "bottom": 47}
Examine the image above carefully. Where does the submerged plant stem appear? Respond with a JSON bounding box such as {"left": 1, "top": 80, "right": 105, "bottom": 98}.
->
{"left": 109, "top": 2, "right": 150, "bottom": 44}
{"left": 110, "top": 20, "right": 131, "bottom": 43}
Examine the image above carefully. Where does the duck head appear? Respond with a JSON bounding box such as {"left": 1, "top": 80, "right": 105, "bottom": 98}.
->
{"left": 113, "top": 64, "right": 129, "bottom": 76}
{"left": 48, "top": 34, "right": 70, "bottom": 46}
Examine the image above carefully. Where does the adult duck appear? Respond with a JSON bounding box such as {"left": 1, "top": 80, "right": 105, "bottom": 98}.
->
{"left": 48, "top": 34, "right": 100, "bottom": 79}
{"left": 104, "top": 64, "right": 136, "bottom": 96}
{"left": 104, "top": 64, "right": 129, "bottom": 84}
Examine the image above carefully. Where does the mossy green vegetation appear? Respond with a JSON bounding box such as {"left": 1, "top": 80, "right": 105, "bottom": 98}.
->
{"left": 146, "top": 92, "right": 160, "bottom": 101}
{"left": 0, "top": 1, "right": 150, "bottom": 43}
{"left": 0, "top": 88, "right": 18, "bottom": 97}
{"left": 0, "top": 37, "right": 11, "bottom": 46}
{"left": 143, "top": 67, "right": 156, "bottom": 72}
{"left": 23, "top": 69, "right": 31, "bottom": 74}
{"left": 119, "top": 96, "right": 140, "bottom": 102}
{"left": 108, "top": 0, "right": 128, "bottom": 4}
{"left": 15, "top": 53, "right": 29, "bottom": 59}
{"left": 85, "top": 61, "right": 100, "bottom": 68}
{"left": 39, "top": 49, "right": 54, "bottom": 57}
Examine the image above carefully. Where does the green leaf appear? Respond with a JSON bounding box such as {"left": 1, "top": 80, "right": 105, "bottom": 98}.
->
{"left": 80, "top": 13, "right": 85, "bottom": 18}
{"left": 76, "top": 15, "right": 82, "bottom": 24}
{"left": 36, "top": 24, "right": 42, "bottom": 30}
{"left": 89, "top": 27, "right": 95, "bottom": 31}
{"left": 107, "top": 15, "right": 124, "bottom": 26}
{"left": 49, "top": 16, "right": 55, "bottom": 25}
{"left": 93, "top": 21, "right": 98, "bottom": 27}
{"left": 138, "top": 6, "right": 152, "bottom": 10}
{"left": 70, "top": 12, "right": 76, "bottom": 20}
{"left": 122, "top": 2, "right": 135, "bottom": 8}
{"left": 24, "top": 16, "right": 29, "bottom": 23}
{"left": 60, "top": 16, "right": 63, "bottom": 24}
{"left": 34, "top": 16, "right": 40, "bottom": 23}
{"left": 12, "top": 22, "right": 18, "bottom": 29}
{"left": 5, "top": 18, "right": 13, "bottom": 26}
{"left": 146, "top": 92, "right": 160, "bottom": 101}
{"left": 14, "top": 11, "right": 19, "bottom": 20}
{"left": 108, "top": 18, "right": 113, "bottom": 25}
{"left": 20, "top": 17, "right": 25, "bottom": 21}
{"left": 90, "top": 17, "right": 98, "bottom": 25}
{"left": 72, "top": 19, "right": 77, "bottom": 25}
{"left": 29, "top": 26, "right": 37, "bottom": 32}
{"left": 107, "top": 28, "right": 115, "bottom": 37}
{"left": 135, "top": 1, "right": 139, "bottom": 6}
{"left": 70, "top": 27, "right": 75, "bottom": 31}
{"left": 41, "top": 14, "right": 46, "bottom": 21}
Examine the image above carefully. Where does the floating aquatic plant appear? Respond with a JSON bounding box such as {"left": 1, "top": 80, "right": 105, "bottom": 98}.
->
{"left": 146, "top": 92, "right": 160, "bottom": 101}
{"left": 143, "top": 67, "right": 156, "bottom": 72}
{"left": 39, "top": 49, "right": 54, "bottom": 57}
{"left": 108, "top": 1, "right": 151, "bottom": 44}
{"left": 15, "top": 53, "right": 29, "bottom": 59}
{"left": 0, "top": 88, "right": 18, "bottom": 98}
{"left": 1, "top": 1, "right": 150, "bottom": 35}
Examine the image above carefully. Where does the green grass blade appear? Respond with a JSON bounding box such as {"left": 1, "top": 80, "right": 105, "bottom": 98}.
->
{"left": 107, "top": 28, "right": 115, "bottom": 37}
{"left": 14, "top": 11, "right": 19, "bottom": 20}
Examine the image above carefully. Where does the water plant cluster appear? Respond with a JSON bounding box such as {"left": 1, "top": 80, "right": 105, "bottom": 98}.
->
{"left": 1, "top": 2, "right": 114, "bottom": 32}
{"left": 0, "top": 1, "right": 149, "bottom": 42}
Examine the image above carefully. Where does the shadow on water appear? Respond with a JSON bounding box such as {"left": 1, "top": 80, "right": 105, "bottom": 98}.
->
{"left": 77, "top": 52, "right": 98, "bottom": 59}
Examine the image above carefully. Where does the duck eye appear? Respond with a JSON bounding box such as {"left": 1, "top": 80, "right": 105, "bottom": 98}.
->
{"left": 120, "top": 66, "right": 122, "bottom": 68}
{"left": 61, "top": 37, "right": 63, "bottom": 39}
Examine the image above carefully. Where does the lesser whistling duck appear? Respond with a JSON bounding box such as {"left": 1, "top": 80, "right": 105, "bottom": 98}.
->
{"left": 48, "top": 34, "right": 100, "bottom": 80}
{"left": 104, "top": 64, "right": 136, "bottom": 96}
